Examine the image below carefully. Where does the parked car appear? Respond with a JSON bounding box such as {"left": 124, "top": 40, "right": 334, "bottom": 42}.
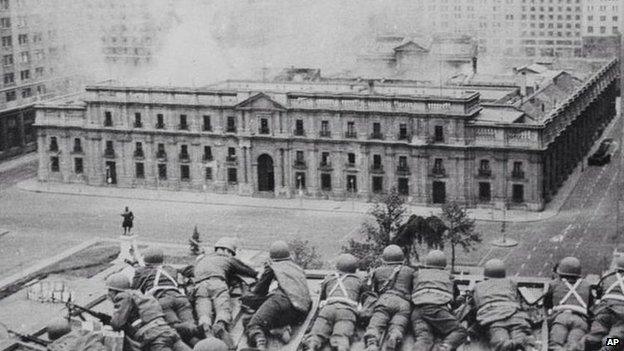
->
{"left": 588, "top": 138, "right": 614, "bottom": 166}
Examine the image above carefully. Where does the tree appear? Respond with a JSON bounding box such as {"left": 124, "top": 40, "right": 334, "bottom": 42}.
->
{"left": 395, "top": 214, "right": 445, "bottom": 263}
{"left": 189, "top": 226, "right": 203, "bottom": 256}
{"left": 440, "top": 202, "right": 481, "bottom": 272}
{"left": 343, "top": 188, "right": 406, "bottom": 269}
{"left": 289, "top": 238, "right": 324, "bottom": 269}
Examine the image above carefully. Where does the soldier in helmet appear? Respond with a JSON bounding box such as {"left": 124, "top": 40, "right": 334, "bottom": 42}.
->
{"left": 244, "top": 240, "right": 312, "bottom": 350}
{"left": 467, "top": 259, "right": 535, "bottom": 351}
{"left": 303, "top": 253, "right": 365, "bottom": 351}
{"left": 106, "top": 272, "right": 192, "bottom": 351}
{"left": 363, "top": 245, "right": 415, "bottom": 351}
{"left": 46, "top": 318, "right": 71, "bottom": 341}
{"left": 541, "top": 256, "right": 592, "bottom": 351}
{"left": 194, "top": 237, "right": 258, "bottom": 347}
{"left": 132, "top": 247, "right": 200, "bottom": 346}
{"left": 411, "top": 250, "right": 467, "bottom": 351}
{"left": 192, "top": 337, "right": 228, "bottom": 351}
{"left": 583, "top": 256, "right": 624, "bottom": 350}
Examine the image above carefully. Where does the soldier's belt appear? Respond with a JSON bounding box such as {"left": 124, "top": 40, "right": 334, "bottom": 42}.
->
{"left": 412, "top": 288, "right": 453, "bottom": 300}
{"left": 552, "top": 304, "right": 587, "bottom": 316}
{"left": 132, "top": 317, "right": 168, "bottom": 336}
{"left": 602, "top": 293, "right": 624, "bottom": 303}
{"left": 326, "top": 297, "right": 358, "bottom": 307}
{"left": 478, "top": 301, "right": 520, "bottom": 311}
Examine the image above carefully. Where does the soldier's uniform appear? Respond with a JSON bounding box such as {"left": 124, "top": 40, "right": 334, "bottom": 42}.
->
{"left": 106, "top": 273, "right": 192, "bottom": 351}
{"left": 585, "top": 257, "right": 624, "bottom": 350}
{"left": 245, "top": 241, "right": 312, "bottom": 350}
{"left": 133, "top": 249, "right": 198, "bottom": 344}
{"left": 304, "top": 254, "right": 364, "bottom": 351}
{"left": 193, "top": 239, "right": 258, "bottom": 332}
{"left": 411, "top": 250, "right": 467, "bottom": 351}
{"left": 471, "top": 259, "right": 535, "bottom": 351}
{"left": 543, "top": 257, "right": 591, "bottom": 351}
{"left": 364, "top": 245, "right": 415, "bottom": 351}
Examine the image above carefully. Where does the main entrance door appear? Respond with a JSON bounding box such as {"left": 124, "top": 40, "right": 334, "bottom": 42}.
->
{"left": 105, "top": 161, "right": 117, "bottom": 185}
{"left": 257, "top": 154, "right": 275, "bottom": 191}
{"left": 432, "top": 181, "right": 446, "bottom": 204}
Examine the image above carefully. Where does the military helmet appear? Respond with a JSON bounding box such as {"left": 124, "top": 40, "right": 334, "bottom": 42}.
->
{"left": 105, "top": 272, "right": 131, "bottom": 292}
{"left": 143, "top": 247, "right": 164, "bottom": 265}
{"left": 47, "top": 318, "right": 71, "bottom": 341}
{"left": 613, "top": 256, "right": 624, "bottom": 270}
{"left": 269, "top": 241, "right": 291, "bottom": 261}
{"left": 215, "top": 237, "right": 237, "bottom": 256}
{"left": 484, "top": 259, "right": 506, "bottom": 278}
{"left": 556, "top": 256, "right": 582, "bottom": 277}
{"left": 424, "top": 250, "right": 447, "bottom": 269}
{"left": 382, "top": 245, "right": 404, "bottom": 264}
{"left": 336, "top": 253, "right": 358, "bottom": 273}
{"left": 193, "top": 337, "right": 228, "bottom": 351}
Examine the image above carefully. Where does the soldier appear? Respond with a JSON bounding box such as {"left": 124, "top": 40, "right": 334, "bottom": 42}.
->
{"left": 542, "top": 257, "right": 591, "bottom": 351}
{"left": 411, "top": 250, "right": 467, "bottom": 351}
{"left": 245, "top": 240, "right": 312, "bottom": 350}
{"left": 133, "top": 248, "right": 200, "bottom": 346}
{"left": 583, "top": 256, "right": 624, "bottom": 350}
{"left": 303, "top": 253, "right": 364, "bottom": 351}
{"left": 363, "top": 245, "right": 415, "bottom": 351}
{"left": 106, "top": 272, "right": 192, "bottom": 351}
{"left": 469, "top": 259, "right": 535, "bottom": 351}
{"left": 46, "top": 318, "right": 71, "bottom": 341}
{"left": 192, "top": 337, "right": 228, "bottom": 351}
{"left": 194, "top": 237, "right": 258, "bottom": 347}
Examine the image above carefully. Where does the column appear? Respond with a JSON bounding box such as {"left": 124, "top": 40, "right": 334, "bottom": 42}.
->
{"left": 243, "top": 146, "right": 248, "bottom": 183}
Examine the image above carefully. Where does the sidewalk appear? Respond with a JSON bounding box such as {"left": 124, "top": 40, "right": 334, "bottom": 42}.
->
{"left": 18, "top": 177, "right": 565, "bottom": 222}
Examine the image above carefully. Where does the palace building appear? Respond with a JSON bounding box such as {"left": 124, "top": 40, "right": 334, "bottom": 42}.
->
{"left": 34, "top": 58, "right": 619, "bottom": 211}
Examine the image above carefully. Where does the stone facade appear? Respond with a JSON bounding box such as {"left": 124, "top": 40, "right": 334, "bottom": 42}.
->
{"left": 34, "top": 59, "right": 619, "bottom": 211}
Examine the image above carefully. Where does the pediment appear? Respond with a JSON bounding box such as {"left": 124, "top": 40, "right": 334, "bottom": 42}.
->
{"left": 394, "top": 41, "right": 429, "bottom": 53}
{"left": 236, "top": 93, "right": 286, "bottom": 111}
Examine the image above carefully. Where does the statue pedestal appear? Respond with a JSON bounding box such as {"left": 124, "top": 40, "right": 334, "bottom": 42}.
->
{"left": 117, "top": 234, "right": 144, "bottom": 266}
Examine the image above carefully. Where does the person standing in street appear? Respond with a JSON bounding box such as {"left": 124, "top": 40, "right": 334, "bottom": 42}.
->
{"left": 121, "top": 206, "right": 134, "bottom": 235}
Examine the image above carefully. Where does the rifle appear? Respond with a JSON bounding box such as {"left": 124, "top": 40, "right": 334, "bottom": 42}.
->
{"left": 63, "top": 299, "right": 112, "bottom": 325}
{"left": 6, "top": 328, "right": 50, "bottom": 347}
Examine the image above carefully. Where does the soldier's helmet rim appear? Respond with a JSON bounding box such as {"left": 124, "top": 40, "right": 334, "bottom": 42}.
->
{"left": 105, "top": 272, "right": 132, "bottom": 292}
{"left": 336, "top": 253, "right": 358, "bottom": 273}
{"left": 382, "top": 245, "right": 404, "bottom": 263}
{"left": 424, "top": 250, "right": 447, "bottom": 269}
{"left": 269, "top": 240, "right": 291, "bottom": 261}
{"left": 484, "top": 258, "right": 506, "bottom": 278}
{"left": 143, "top": 247, "right": 164, "bottom": 265}
{"left": 556, "top": 256, "right": 582, "bottom": 277}
{"left": 214, "top": 237, "right": 237, "bottom": 256}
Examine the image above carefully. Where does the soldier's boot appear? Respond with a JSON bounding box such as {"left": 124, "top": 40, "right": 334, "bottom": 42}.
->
{"left": 302, "top": 338, "right": 322, "bottom": 351}
{"left": 385, "top": 330, "right": 402, "bottom": 351}
{"left": 252, "top": 332, "right": 268, "bottom": 351}
{"left": 213, "top": 321, "right": 234, "bottom": 349}
{"left": 270, "top": 325, "right": 292, "bottom": 344}
{"left": 436, "top": 343, "right": 452, "bottom": 351}
{"left": 364, "top": 335, "right": 380, "bottom": 351}
{"left": 330, "top": 336, "right": 350, "bottom": 351}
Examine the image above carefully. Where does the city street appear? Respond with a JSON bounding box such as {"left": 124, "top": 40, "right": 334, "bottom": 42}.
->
{"left": 0, "top": 114, "right": 622, "bottom": 279}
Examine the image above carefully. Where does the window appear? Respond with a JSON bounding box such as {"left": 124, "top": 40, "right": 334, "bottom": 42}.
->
{"left": 20, "top": 69, "right": 29, "bottom": 80}
{"left": 434, "top": 125, "right": 444, "bottom": 142}
{"left": 20, "top": 51, "right": 28, "bottom": 63}
{"left": 105, "top": 140, "right": 114, "bottom": 157}
{"left": 479, "top": 182, "right": 491, "bottom": 201}
{"left": 156, "top": 114, "right": 164, "bottom": 129}
{"left": 3, "top": 72, "right": 13, "bottom": 85}
{"left": 226, "top": 116, "right": 236, "bottom": 132}
{"left": 5, "top": 90, "right": 15, "bottom": 101}
{"left": 36, "top": 85, "right": 44, "bottom": 95}
{"left": 347, "top": 153, "right": 356, "bottom": 166}
{"left": 321, "top": 152, "right": 330, "bottom": 167}
{"left": 203, "top": 115, "right": 211, "bottom": 131}
{"left": 50, "top": 156, "right": 59, "bottom": 172}
{"left": 18, "top": 34, "right": 27, "bottom": 44}
{"left": 433, "top": 158, "right": 445, "bottom": 175}
{"left": 157, "top": 143, "right": 166, "bottom": 159}
{"left": 479, "top": 159, "right": 491, "bottom": 176}
{"left": 227, "top": 168, "right": 238, "bottom": 183}
{"left": 512, "top": 184, "right": 524, "bottom": 203}
{"left": 587, "top": 26, "right": 593, "bottom": 33}
{"left": 295, "top": 119, "right": 304, "bottom": 136}
{"left": 74, "top": 158, "right": 83, "bottom": 174}
{"left": 295, "top": 172, "right": 306, "bottom": 188}
{"left": 295, "top": 150, "right": 305, "bottom": 166}
{"left": 2, "top": 35, "right": 11, "bottom": 47}
{"left": 0, "top": 0, "right": 8, "bottom": 10}
{"left": 158, "top": 164, "right": 167, "bottom": 180}
{"left": 0, "top": 17, "right": 9, "bottom": 28}
{"left": 21, "top": 87, "right": 31, "bottom": 98}
{"left": 3, "top": 54, "right": 12, "bottom": 65}
{"left": 135, "top": 163, "right": 145, "bottom": 179}
{"left": 180, "top": 144, "right": 189, "bottom": 161}
{"left": 398, "top": 123, "right": 408, "bottom": 140}
{"left": 227, "top": 147, "right": 236, "bottom": 161}
{"left": 179, "top": 114, "right": 188, "bottom": 130}
{"left": 346, "top": 175, "right": 357, "bottom": 192}
{"left": 398, "top": 156, "right": 408, "bottom": 171}
{"left": 373, "top": 154, "right": 382, "bottom": 169}
{"left": 346, "top": 121, "right": 356, "bottom": 138}
{"left": 205, "top": 167, "right": 213, "bottom": 180}
{"left": 134, "top": 113, "right": 142, "bottom": 128}
{"left": 259, "top": 117, "right": 269, "bottom": 134}
{"left": 49, "top": 136, "right": 58, "bottom": 151}
{"left": 398, "top": 178, "right": 409, "bottom": 195}
{"left": 35, "top": 67, "right": 43, "bottom": 77}
{"left": 104, "top": 111, "right": 112, "bottom": 126}
{"left": 134, "top": 142, "right": 144, "bottom": 157}
{"left": 73, "top": 138, "right": 82, "bottom": 153}
{"left": 321, "top": 173, "right": 332, "bottom": 191}
{"left": 512, "top": 161, "right": 524, "bottom": 178}
{"left": 180, "top": 165, "right": 190, "bottom": 181}
{"left": 372, "top": 122, "right": 382, "bottom": 139}
{"left": 203, "top": 146, "right": 213, "bottom": 161}
{"left": 320, "top": 120, "right": 330, "bottom": 137}
{"left": 372, "top": 176, "right": 383, "bottom": 193}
